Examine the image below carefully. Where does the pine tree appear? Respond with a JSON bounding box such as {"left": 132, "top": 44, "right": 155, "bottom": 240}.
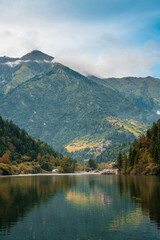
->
{"left": 153, "top": 145, "right": 159, "bottom": 163}
{"left": 117, "top": 152, "right": 123, "bottom": 169}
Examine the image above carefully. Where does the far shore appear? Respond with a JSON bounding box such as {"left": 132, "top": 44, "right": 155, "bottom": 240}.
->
{"left": 0, "top": 169, "right": 119, "bottom": 177}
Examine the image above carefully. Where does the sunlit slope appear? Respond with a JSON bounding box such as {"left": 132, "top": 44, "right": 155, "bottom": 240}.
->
{"left": 107, "top": 117, "right": 148, "bottom": 138}
{"left": 64, "top": 118, "right": 149, "bottom": 161}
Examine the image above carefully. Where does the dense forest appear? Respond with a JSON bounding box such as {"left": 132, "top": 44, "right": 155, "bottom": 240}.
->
{"left": 116, "top": 119, "right": 160, "bottom": 175}
{"left": 0, "top": 116, "right": 76, "bottom": 175}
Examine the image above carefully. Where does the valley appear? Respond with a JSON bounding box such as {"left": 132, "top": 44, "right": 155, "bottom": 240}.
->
{"left": 0, "top": 51, "right": 159, "bottom": 161}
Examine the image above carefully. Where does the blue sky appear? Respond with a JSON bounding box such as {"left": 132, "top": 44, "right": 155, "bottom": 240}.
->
{"left": 0, "top": 0, "right": 160, "bottom": 77}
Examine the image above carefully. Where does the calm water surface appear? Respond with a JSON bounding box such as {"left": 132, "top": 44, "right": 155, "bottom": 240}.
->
{"left": 0, "top": 175, "right": 160, "bottom": 240}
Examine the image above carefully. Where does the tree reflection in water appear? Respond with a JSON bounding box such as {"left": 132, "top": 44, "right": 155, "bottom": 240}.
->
{"left": 117, "top": 175, "right": 160, "bottom": 229}
{"left": 0, "top": 176, "right": 76, "bottom": 232}
{"left": 0, "top": 175, "right": 160, "bottom": 240}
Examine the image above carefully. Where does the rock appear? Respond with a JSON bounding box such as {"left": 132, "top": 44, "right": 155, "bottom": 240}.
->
{"left": 101, "top": 169, "right": 118, "bottom": 175}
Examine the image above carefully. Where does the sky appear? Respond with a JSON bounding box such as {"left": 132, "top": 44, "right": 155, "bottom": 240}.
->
{"left": 0, "top": 0, "right": 160, "bottom": 78}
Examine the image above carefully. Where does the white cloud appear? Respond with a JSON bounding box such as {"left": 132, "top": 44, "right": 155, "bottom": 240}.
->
{"left": 55, "top": 43, "right": 160, "bottom": 78}
{"left": 0, "top": 6, "right": 159, "bottom": 78}
{"left": 157, "top": 110, "right": 160, "bottom": 115}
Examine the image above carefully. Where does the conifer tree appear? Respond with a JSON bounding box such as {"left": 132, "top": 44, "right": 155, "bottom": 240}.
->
{"left": 116, "top": 152, "right": 123, "bottom": 169}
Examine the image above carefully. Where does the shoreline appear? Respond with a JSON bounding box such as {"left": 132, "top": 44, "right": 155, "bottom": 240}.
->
{"left": 0, "top": 169, "right": 119, "bottom": 177}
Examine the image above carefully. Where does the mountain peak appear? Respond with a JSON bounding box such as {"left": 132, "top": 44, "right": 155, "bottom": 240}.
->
{"left": 21, "top": 50, "right": 54, "bottom": 61}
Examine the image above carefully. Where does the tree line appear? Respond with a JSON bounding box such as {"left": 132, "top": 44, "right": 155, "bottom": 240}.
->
{"left": 0, "top": 116, "right": 76, "bottom": 175}
{"left": 0, "top": 116, "right": 99, "bottom": 175}
{"left": 116, "top": 119, "right": 160, "bottom": 175}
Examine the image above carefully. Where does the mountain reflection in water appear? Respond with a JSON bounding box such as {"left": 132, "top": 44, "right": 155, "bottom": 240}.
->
{"left": 0, "top": 175, "right": 160, "bottom": 240}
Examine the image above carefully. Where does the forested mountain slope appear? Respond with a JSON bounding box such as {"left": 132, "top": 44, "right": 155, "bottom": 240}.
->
{"left": 0, "top": 62, "right": 150, "bottom": 160}
{"left": 1, "top": 51, "right": 160, "bottom": 160}
{"left": 0, "top": 116, "right": 64, "bottom": 175}
{"left": 90, "top": 76, "right": 160, "bottom": 113}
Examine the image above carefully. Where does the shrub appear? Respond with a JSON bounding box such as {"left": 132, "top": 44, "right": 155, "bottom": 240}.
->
{"left": 11, "top": 165, "right": 20, "bottom": 175}
{"left": 59, "top": 157, "right": 75, "bottom": 173}
{"left": 0, "top": 163, "right": 12, "bottom": 175}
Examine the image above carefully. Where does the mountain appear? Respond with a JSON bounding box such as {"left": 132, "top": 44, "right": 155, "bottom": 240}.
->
{"left": 21, "top": 50, "right": 54, "bottom": 61}
{"left": 0, "top": 60, "right": 152, "bottom": 160}
{"left": 0, "top": 50, "right": 54, "bottom": 97}
{"left": 89, "top": 76, "right": 160, "bottom": 113}
{"left": 89, "top": 75, "right": 160, "bottom": 162}
{"left": 116, "top": 119, "right": 160, "bottom": 175}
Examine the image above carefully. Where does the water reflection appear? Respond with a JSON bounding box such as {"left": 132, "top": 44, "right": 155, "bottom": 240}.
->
{"left": 66, "top": 176, "right": 113, "bottom": 207}
{"left": 117, "top": 175, "right": 160, "bottom": 228}
{"left": 0, "top": 176, "right": 76, "bottom": 232}
{"left": 110, "top": 208, "right": 147, "bottom": 231}
{"left": 0, "top": 175, "right": 160, "bottom": 240}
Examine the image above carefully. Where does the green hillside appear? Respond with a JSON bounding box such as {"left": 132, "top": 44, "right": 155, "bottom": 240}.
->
{"left": 0, "top": 62, "right": 151, "bottom": 160}
{"left": 90, "top": 76, "right": 160, "bottom": 112}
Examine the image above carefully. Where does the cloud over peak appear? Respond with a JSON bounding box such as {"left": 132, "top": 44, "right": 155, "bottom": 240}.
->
{"left": 0, "top": 0, "right": 159, "bottom": 78}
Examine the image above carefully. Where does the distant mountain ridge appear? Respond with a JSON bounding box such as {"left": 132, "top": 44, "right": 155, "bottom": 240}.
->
{"left": 0, "top": 56, "right": 19, "bottom": 64}
{"left": 0, "top": 50, "right": 54, "bottom": 63}
{"left": 89, "top": 75, "right": 160, "bottom": 112}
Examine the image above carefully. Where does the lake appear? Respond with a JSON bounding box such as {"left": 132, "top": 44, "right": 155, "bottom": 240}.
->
{"left": 0, "top": 175, "right": 160, "bottom": 240}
